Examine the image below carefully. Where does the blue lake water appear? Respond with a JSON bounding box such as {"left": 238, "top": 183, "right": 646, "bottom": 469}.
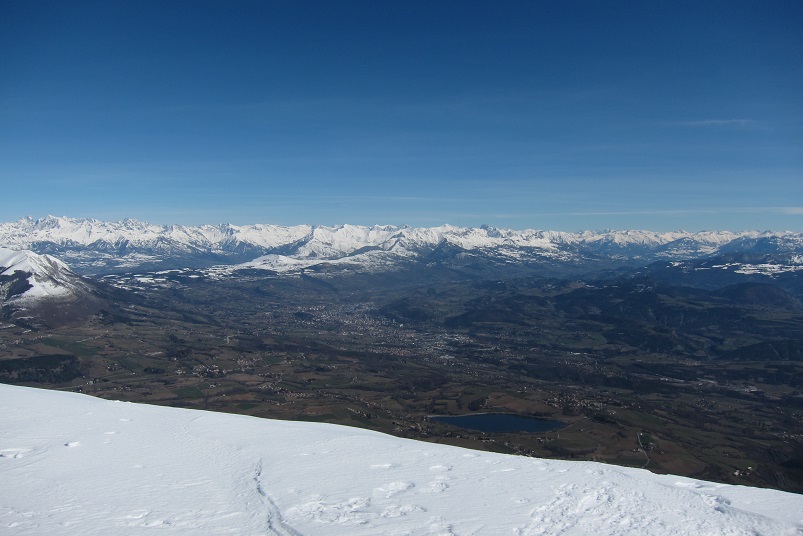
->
{"left": 430, "top": 413, "right": 565, "bottom": 434}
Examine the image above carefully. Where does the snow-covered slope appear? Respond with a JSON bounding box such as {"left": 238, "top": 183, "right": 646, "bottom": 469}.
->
{"left": 0, "top": 247, "right": 89, "bottom": 304}
{"left": 1, "top": 384, "right": 800, "bottom": 535}
{"left": 1, "top": 216, "right": 801, "bottom": 275}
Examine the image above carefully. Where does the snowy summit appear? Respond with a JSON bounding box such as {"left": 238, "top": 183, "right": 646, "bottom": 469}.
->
{"left": 0, "top": 247, "right": 87, "bottom": 303}
{"left": 1, "top": 384, "right": 801, "bottom": 535}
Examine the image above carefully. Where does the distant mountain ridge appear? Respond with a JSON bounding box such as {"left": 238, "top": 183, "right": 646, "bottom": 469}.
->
{"left": 1, "top": 216, "right": 801, "bottom": 276}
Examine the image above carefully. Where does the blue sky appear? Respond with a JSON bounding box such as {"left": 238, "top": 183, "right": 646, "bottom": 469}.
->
{"left": 2, "top": 0, "right": 801, "bottom": 231}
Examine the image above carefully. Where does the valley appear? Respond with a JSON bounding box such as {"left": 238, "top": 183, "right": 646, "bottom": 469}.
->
{"left": 2, "top": 264, "right": 802, "bottom": 493}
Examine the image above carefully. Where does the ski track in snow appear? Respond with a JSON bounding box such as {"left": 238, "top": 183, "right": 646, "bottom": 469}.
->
{"left": 1, "top": 384, "right": 802, "bottom": 535}
{"left": 253, "top": 460, "right": 303, "bottom": 536}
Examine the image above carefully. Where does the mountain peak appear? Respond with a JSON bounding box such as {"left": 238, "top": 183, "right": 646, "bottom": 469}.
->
{"left": 0, "top": 247, "right": 87, "bottom": 303}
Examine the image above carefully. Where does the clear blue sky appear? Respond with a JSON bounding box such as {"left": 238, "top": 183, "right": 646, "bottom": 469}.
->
{"left": 2, "top": 0, "right": 801, "bottom": 231}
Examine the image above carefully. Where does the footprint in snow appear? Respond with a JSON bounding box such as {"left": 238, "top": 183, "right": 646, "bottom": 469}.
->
{"left": 380, "top": 504, "right": 424, "bottom": 518}
{"left": 373, "top": 481, "right": 414, "bottom": 498}
{"left": 429, "top": 464, "right": 452, "bottom": 472}
{"left": 675, "top": 481, "right": 706, "bottom": 489}
{"left": 0, "top": 448, "right": 32, "bottom": 458}
{"left": 425, "top": 478, "right": 450, "bottom": 493}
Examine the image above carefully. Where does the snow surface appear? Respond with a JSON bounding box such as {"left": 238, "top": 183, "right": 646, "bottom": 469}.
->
{"left": 1, "top": 384, "right": 801, "bottom": 535}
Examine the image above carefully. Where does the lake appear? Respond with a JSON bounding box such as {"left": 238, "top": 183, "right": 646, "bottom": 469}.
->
{"left": 430, "top": 413, "right": 565, "bottom": 434}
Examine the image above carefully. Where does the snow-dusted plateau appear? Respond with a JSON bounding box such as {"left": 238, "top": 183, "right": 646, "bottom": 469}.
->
{"left": 2, "top": 383, "right": 802, "bottom": 535}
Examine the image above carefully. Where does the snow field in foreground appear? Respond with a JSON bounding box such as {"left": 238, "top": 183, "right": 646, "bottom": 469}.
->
{"left": 1, "top": 384, "right": 801, "bottom": 535}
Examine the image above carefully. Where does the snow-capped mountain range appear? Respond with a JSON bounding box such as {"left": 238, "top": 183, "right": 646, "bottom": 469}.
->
{"left": 2, "top": 383, "right": 801, "bottom": 535}
{"left": 1, "top": 216, "right": 802, "bottom": 276}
